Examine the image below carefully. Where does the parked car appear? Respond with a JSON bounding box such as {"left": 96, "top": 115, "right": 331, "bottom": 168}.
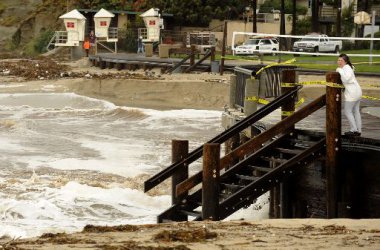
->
{"left": 235, "top": 38, "right": 279, "bottom": 55}
{"left": 293, "top": 33, "right": 342, "bottom": 54}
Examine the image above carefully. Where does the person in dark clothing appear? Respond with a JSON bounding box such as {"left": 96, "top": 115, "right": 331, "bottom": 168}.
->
{"left": 137, "top": 36, "right": 144, "bottom": 54}
{"left": 89, "top": 30, "right": 96, "bottom": 54}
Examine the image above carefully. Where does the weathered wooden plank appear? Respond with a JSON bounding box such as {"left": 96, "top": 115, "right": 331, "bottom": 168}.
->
{"left": 170, "top": 140, "right": 189, "bottom": 221}
{"left": 325, "top": 71, "right": 342, "bottom": 218}
{"left": 202, "top": 143, "right": 220, "bottom": 221}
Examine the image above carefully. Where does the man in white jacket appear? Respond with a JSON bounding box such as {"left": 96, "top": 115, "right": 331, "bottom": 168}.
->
{"left": 336, "top": 54, "right": 362, "bottom": 136}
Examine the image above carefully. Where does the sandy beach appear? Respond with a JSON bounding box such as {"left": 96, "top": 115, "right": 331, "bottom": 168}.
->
{"left": 0, "top": 219, "right": 378, "bottom": 249}
{"left": 0, "top": 58, "right": 380, "bottom": 249}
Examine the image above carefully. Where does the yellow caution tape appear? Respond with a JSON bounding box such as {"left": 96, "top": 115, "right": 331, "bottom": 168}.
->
{"left": 362, "top": 95, "right": 380, "bottom": 101}
{"left": 255, "top": 58, "right": 296, "bottom": 76}
{"left": 283, "top": 81, "right": 380, "bottom": 90}
{"left": 295, "top": 98, "right": 305, "bottom": 108}
{"left": 282, "top": 81, "right": 344, "bottom": 88}
{"left": 281, "top": 111, "right": 294, "bottom": 117}
{"left": 281, "top": 81, "right": 329, "bottom": 87}
{"left": 245, "top": 96, "right": 270, "bottom": 105}
{"left": 364, "top": 84, "right": 380, "bottom": 88}
{"left": 325, "top": 82, "right": 344, "bottom": 88}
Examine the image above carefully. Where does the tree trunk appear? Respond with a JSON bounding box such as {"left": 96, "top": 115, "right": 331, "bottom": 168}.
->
{"left": 336, "top": 0, "right": 342, "bottom": 37}
{"left": 311, "top": 0, "right": 320, "bottom": 32}
{"left": 252, "top": 0, "right": 257, "bottom": 33}
{"left": 292, "top": 0, "right": 297, "bottom": 35}
{"left": 280, "top": 0, "right": 286, "bottom": 50}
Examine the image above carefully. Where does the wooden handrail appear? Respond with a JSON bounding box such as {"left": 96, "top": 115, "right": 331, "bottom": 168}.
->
{"left": 144, "top": 86, "right": 302, "bottom": 192}
{"left": 184, "top": 49, "right": 212, "bottom": 73}
{"left": 176, "top": 94, "right": 327, "bottom": 197}
{"left": 165, "top": 53, "right": 194, "bottom": 74}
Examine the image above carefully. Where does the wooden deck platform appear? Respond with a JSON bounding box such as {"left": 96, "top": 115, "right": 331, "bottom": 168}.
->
{"left": 88, "top": 53, "right": 250, "bottom": 72}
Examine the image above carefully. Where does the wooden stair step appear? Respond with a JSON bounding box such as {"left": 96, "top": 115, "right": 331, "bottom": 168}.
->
{"left": 287, "top": 139, "right": 316, "bottom": 148}
{"left": 275, "top": 147, "right": 303, "bottom": 155}
{"left": 248, "top": 165, "right": 272, "bottom": 172}
{"left": 235, "top": 174, "right": 259, "bottom": 182}
{"left": 220, "top": 183, "right": 245, "bottom": 191}
{"left": 183, "top": 199, "right": 202, "bottom": 207}
{"left": 261, "top": 156, "right": 287, "bottom": 164}
{"left": 179, "top": 210, "right": 201, "bottom": 217}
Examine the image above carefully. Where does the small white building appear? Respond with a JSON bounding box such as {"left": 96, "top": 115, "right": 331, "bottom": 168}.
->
{"left": 140, "top": 8, "right": 164, "bottom": 43}
{"left": 55, "top": 9, "right": 86, "bottom": 47}
{"left": 94, "top": 8, "right": 118, "bottom": 42}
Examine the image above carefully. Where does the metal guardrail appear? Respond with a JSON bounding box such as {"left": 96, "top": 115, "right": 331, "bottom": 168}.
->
{"left": 233, "top": 65, "right": 297, "bottom": 108}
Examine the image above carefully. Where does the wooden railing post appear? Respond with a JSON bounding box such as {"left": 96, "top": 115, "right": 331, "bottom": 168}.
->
{"left": 202, "top": 143, "right": 220, "bottom": 221}
{"left": 281, "top": 70, "right": 297, "bottom": 121}
{"left": 279, "top": 69, "right": 298, "bottom": 218}
{"left": 171, "top": 140, "right": 189, "bottom": 221}
{"left": 210, "top": 46, "right": 216, "bottom": 62}
{"left": 325, "top": 71, "right": 342, "bottom": 218}
{"left": 190, "top": 44, "right": 196, "bottom": 66}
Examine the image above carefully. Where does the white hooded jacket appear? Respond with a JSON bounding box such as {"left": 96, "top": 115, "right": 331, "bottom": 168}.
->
{"left": 336, "top": 64, "right": 362, "bottom": 102}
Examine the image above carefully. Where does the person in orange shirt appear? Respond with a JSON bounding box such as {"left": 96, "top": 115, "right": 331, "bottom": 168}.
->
{"left": 83, "top": 38, "right": 90, "bottom": 57}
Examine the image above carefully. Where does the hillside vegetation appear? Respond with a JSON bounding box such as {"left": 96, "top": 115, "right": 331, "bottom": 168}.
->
{"left": 0, "top": 0, "right": 261, "bottom": 56}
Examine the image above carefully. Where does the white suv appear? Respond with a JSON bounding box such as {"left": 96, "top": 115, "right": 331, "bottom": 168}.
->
{"left": 235, "top": 38, "right": 279, "bottom": 55}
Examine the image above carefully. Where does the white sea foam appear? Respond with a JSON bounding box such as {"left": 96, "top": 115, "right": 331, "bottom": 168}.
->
{"left": 0, "top": 92, "right": 270, "bottom": 239}
{"left": 0, "top": 181, "right": 170, "bottom": 238}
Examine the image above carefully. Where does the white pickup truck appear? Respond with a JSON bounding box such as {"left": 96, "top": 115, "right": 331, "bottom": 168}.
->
{"left": 293, "top": 33, "right": 342, "bottom": 54}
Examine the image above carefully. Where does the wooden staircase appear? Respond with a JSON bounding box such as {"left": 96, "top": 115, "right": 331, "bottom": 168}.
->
{"left": 143, "top": 69, "right": 349, "bottom": 221}
{"left": 157, "top": 131, "right": 325, "bottom": 222}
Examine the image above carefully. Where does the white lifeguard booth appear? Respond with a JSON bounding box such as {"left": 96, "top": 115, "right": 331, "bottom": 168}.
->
{"left": 140, "top": 8, "right": 164, "bottom": 43}
{"left": 93, "top": 8, "right": 118, "bottom": 53}
{"left": 94, "top": 8, "right": 118, "bottom": 42}
{"left": 55, "top": 9, "right": 86, "bottom": 47}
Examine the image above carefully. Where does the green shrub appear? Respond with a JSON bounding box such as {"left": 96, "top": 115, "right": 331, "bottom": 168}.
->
{"left": 296, "top": 6, "right": 308, "bottom": 16}
{"left": 293, "top": 17, "right": 311, "bottom": 35}
{"left": 342, "top": 40, "right": 355, "bottom": 50}
{"left": 260, "top": 0, "right": 308, "bottom": 15}
{"left": 118, "top": 27, "right": 138, "bottom": 52}
{"left": 23, "top": 29, "right": 55, "bottom": 56}
{"left": 34, "top": 29, "right": 55, "bottom": 53}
